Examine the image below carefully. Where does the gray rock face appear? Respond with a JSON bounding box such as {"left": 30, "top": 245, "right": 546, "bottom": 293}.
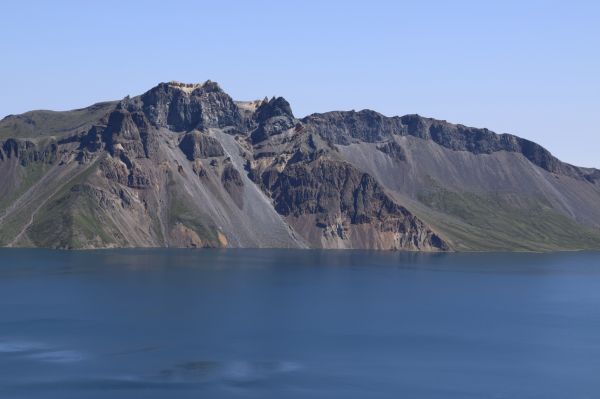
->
{"left": 377, "top": 140, "right": 406, "bottom": 162}
{"left": 250, "top": 97, "right": 296, "bottom": 144}
{"left": 399, "top": 114, "right": 570, "bottom": 175}
{"left": 221, "top": 162, "right": 244, "bottom": 209}
{"left": 254, "top": 97, "right": 294, "bottom": 123}
{"left": 303, "top": 110, "right": 402, "bottom": 145}
{"left": 179, "top": 131, "right": 225, "bottom": 160}
{"left": 304, "top": 111, "right": 585, "bottom": 179}
{"left": 131, "top": 81, "right": 243, "bottom": 132}
{"left": 0, "top": 139, "right": 58, "bottom": 165}
{"left": 0, "top": 80, "right": 598, "bottom": 251}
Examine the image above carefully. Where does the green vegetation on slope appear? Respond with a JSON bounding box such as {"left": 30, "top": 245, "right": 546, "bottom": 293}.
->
{"left": 24, "top": 158, "right": 121, "bottom": 249}
{"left": 0, "top": 101, "right": 117, "bottom": 139}
{"left": 1, "top": 158, "right": 118, "bottom": 249}
{"left": 417, "top": 188, "right": 600, "bottom": 251}
{"left": 26, "top": 184, "right": 117, "bottom": 249}
{"left": 0, "top": 162, "right": 50, "bottom": 212}
{"left": 166, "top": 171, "right": 219, "bottom": 244}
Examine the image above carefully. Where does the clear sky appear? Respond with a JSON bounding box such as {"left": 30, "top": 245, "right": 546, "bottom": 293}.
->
{"left": 1, "top": 0, "right": 598, "bottom": 167}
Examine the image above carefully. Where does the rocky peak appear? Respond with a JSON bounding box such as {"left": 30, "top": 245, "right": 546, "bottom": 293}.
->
{"left": 166, "top": 80, "right": 223, "bottom": 95}
{"left": 253, "top": 97, "right": 294, "bottom": 123}
{"left": 249, "top": 97, "right": 296, "bottom": 144}
{"left": 118, "top": 80, "right": 242, "bottom": 133}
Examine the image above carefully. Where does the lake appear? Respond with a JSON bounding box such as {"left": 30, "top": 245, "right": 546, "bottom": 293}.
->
{"left": 1, "top": 249, "right": 599, "bottom": 398}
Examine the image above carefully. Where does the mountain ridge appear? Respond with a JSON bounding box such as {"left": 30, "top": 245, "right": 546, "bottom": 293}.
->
{"left": 1, "top": 81, "right": 599, "bottom": 251}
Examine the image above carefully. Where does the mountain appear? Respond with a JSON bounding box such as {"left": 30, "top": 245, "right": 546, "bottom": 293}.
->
{"left": 1, "top": 81, "right": 599, "bottom": 251}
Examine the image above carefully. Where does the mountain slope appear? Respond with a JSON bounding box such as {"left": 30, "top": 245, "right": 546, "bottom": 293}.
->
{"left": 1, "top": 81, "right": 598, "bottom": 251}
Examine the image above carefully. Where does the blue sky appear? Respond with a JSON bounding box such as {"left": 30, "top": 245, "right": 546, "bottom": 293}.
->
{"left": 1, "top": 0, "right": 598, "bottom": 166}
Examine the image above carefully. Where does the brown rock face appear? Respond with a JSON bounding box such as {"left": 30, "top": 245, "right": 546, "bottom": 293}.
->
{"left": 257, "top": 157, "right": 447, "bottom": 250}
{"left": 170, "top": 223, "right": 208, "bottom": 248}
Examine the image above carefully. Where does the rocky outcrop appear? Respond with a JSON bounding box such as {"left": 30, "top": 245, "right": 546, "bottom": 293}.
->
{"left": 170, "top": 223, "right": 205, "bottom": 248}
{"left": 303, "top": 110, "right": 403, "bottom": 145}
{"left": 250, "top": 97, "right": 296, "bottom": 144}
{"left": 221, "top": 162, "right": 244, "bottom": 209}
{"left": 132, "top": 81, "right": 243, "bottom": 132}
{"left": 399, "top": 114, "right": 572, "bottom": 175}
{"left": 305, "top": 111, "right": 585, "bottom": 179}
{"left": 257, "top": 157, "right": 448, "bottom": 250}
{"left": 179, "top": 131, "right": 225, "bottom": 160}
{"left": 0, "top": 139, "right": 58, "bottom": 165}
{"left": 377, "top": 140, "right": 406, "bottom": 162}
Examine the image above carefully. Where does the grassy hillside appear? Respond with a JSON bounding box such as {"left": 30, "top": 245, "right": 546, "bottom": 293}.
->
{"left": 0, "top": 101, "right": 117, "bottom": 139}
{"left": 417, "top": 188, "right": 600, "bottom": 251}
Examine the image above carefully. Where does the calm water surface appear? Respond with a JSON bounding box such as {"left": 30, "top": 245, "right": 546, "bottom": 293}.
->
{"left": 1, "top": 249, "right": 599, "bottom": 398}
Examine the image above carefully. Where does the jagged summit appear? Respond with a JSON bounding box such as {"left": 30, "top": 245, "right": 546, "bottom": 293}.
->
{"left": 113, "top": 80, "right": 243, "bottom": 133}
{"left": 0, "top": 82, "right": 599, "bottom": 251}
{"left": 165, "top": 80, "right": 222, "bottom": 94}
{"left": 167, "top": 81, "right": 204, "bottom": 93}
{"left": 255, "top": 97, "right": 294, "bottom": 121}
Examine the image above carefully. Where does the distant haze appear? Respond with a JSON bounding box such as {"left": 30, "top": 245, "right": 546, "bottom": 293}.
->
{"left": 1, "top": 0, "right": 598, "bottom": 167}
